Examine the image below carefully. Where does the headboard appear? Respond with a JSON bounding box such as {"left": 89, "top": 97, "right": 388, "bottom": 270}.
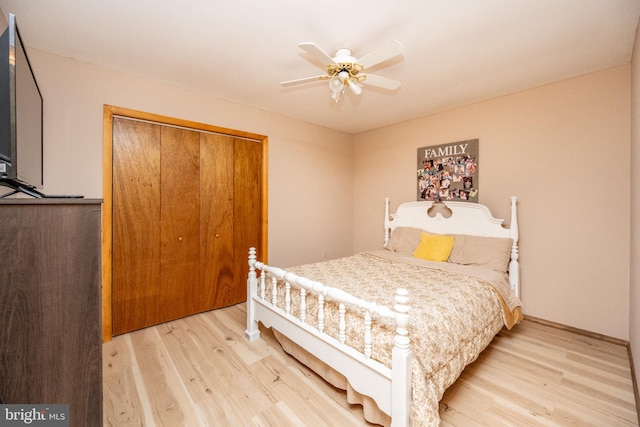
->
{"left": 384, "top": 197, "right": 520, "bottom": 297}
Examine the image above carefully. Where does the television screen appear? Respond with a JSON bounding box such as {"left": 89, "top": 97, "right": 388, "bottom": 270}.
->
{"left": 0, "top": 14, "right": 10, "bottom": 170}
{"left": 0, "top": 12, "right": 43, "bottom": 190}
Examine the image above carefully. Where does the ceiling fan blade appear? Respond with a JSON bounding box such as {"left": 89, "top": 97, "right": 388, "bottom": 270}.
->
{"left": 280, "top": 75, "right": 327, "bottom": 87}
{"left": 360, "top": 74, "right": 402, "bottom": 91}
{"left": 358, "top": 40, "right": 405, "bottom": 69}
{"left": 298, "top": 42, "right": 336, "bottom": 67}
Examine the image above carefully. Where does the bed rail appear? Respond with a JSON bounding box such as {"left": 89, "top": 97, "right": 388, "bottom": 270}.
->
{"left": 245, "top": 247, "right": 412, "bottom": 426}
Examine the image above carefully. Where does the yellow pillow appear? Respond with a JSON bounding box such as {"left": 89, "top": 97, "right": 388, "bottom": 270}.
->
{"left": 413, "top": 232, "right": 455, "bottom": 262}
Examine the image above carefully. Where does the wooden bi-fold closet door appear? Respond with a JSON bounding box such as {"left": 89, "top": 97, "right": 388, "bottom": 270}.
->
{"left": 111, "top": 116, "right": 261, "bottom": 335}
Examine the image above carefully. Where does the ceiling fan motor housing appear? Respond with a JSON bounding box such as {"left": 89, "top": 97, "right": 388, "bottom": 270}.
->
{"left": 328, "top": 48, "right": 363, "bottom": 79}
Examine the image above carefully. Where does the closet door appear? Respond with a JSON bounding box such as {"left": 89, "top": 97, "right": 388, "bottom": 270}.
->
{"left": 112, "top": 120, "right": 204, "bottom": 333}
{"left": 159, "top": 126, "right": 202, "bottom": 321}
{"left": 112, "top": 118, "right": 161, "bottom": 335}
{"left": 111, "top": 117, "right": 262, "bottom": 335}
{"left": 112, "top": 120, "right": 255, "bottom": 334}
{"left": 104, "top": 106, "right": 267, "bottom": 340}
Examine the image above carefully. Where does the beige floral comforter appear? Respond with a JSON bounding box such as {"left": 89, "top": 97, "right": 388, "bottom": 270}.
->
{"left": 269, "top": 251, "right": 522, "bottom": 426}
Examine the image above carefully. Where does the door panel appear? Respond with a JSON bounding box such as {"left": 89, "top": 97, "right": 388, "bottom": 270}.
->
{"left": 233, "top": 138, "right": 262, "bottom": 303}
{"left": 200, "top": 133, "right": 235, "bottom": 308}
{"left": 159, "top": 126, "right": 201, "bottom": 322}
{"left": 112, "top": 118, "right": 161, "bottom": 335}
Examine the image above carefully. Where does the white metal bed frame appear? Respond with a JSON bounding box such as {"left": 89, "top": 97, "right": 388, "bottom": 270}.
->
{"left": 245, "top": 197, "right": 519, "bottom": 426}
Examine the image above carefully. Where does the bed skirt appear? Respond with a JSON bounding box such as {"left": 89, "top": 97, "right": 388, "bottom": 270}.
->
{"left": 272, "top": 329, "right": 392, "bottom": 427}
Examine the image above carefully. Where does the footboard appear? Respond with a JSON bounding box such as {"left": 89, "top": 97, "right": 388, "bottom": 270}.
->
{"left": 244, "top": 248, "right": 412, "bottom": 427}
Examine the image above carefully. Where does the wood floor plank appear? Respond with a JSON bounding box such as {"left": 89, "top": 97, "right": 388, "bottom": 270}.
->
{"left": 153, "top": 318, "right": 229, "bottom": 422}
{"left": 253, "top": 400, "right": 308, "bottom": 427}
{"left": 103, "top": 305, "right": 639, "bottom": 426}
{"left": 103, "top": 334, "right": 147, "bottom": 426}
{"left": 130, "top": 327, "right": 206, "bottom": 426}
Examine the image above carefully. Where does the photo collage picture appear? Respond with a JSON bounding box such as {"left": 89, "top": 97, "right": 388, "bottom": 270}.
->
{"left": 417, "top": 139, "right": 479, "bottom": 202}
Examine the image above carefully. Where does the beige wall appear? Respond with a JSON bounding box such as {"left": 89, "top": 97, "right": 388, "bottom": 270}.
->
{"left": 630, "top": 16, "right": 640, "bottom": 395}
{"left": 28, "top": 49, "right": 354, "bottom": 267}
{"left": 353, "top": 66, "right": 631, "bottom": 340}
{"left": 25, "top": 48, "right": 634, "bottom": 342}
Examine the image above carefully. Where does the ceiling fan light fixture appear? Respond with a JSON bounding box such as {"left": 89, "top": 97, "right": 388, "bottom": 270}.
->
{"left": 346, "top": 78, "right": 362, "bottom": 95}
{"left": 329, "top": 70, "right": 361, "bottom": 101}
{"left": 329, "top": 75, "right": 344, "bottom": 93}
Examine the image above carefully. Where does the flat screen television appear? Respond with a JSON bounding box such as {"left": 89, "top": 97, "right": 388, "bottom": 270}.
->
{"left": 0, "top": 11, "right": 44, "bottom": 198}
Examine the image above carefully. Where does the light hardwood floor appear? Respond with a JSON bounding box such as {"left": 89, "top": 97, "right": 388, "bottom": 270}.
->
{"left": 103, "top": 303, "right": 639, "bottom": 426}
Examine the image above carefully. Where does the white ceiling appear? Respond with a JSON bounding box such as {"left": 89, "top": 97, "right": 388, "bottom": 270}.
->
{"left": 1, "top": 0, "right": 639, "bottom": 134}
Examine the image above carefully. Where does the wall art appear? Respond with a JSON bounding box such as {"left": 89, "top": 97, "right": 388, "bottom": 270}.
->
{"left": 417, "top": 139, "right": 479, "bottom": 202}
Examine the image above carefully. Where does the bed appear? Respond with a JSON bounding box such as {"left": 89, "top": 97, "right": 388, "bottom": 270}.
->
{"left": 245, "top": 197, "right": 523, "bottom": 426}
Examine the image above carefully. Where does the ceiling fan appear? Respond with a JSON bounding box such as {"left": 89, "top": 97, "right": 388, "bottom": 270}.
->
{"left": 281, "top": 40, "right": 405, "bottom": 102}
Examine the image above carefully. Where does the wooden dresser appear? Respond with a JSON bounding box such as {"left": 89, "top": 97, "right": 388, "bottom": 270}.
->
{"left": 0, "top": 199, "right": 103, "bottom": 426}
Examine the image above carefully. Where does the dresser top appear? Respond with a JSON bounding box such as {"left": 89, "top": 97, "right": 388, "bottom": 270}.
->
{"left": 0, "top": 198, "right": 103, "bottom": 205}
